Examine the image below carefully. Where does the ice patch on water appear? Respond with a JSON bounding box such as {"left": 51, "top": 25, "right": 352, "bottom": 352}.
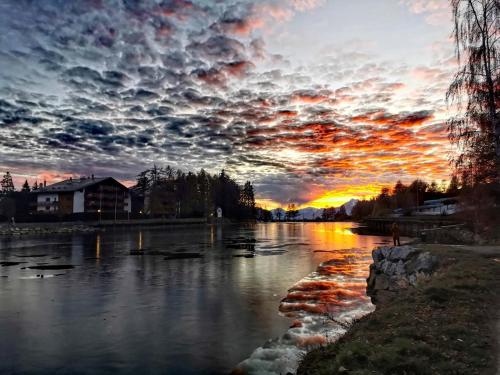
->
{"left": 233, "top": 248, "right": 375, "bottom": 375}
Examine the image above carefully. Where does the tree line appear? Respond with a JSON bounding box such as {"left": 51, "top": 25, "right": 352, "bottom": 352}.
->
{"left": 133, "top": 165, "right": 256, "bottom": 220}
{"left": 0, "top": 171, "right": 47, "bottom": 195}
{"left": 351, "top": 178, "right": 460, "bottom": 220}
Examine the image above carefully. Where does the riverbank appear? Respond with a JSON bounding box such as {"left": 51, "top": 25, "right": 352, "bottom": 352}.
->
{"left": 297, "top": 243, "right": 500, "bottom": 375}
{"left": 0, "top": 218, "right": 211, "bottom": 237}
{"left": 0, "top": 223, "right": 98, "bottom": 236}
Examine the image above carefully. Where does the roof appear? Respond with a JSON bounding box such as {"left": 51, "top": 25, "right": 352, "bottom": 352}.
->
{"left": 35, "top": 177, "right": 126, "bottom": 193}
{"left": 423, "top": 197, "right": 459, "bottom": 205}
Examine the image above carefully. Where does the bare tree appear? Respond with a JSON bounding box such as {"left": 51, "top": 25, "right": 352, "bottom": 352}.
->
{"left": 447, "top": 0, "right": 499, "bottom": 184}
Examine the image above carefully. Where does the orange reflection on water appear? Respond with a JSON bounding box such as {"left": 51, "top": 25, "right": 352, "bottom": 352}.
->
{"left": 275, "top": 223, "right": 379, "bottom": 320}
{"left": 95, "top": 234, "right": 101, "bottom": 259}
{"left": 138, "top": 231, "right": 143, "bottom": 250}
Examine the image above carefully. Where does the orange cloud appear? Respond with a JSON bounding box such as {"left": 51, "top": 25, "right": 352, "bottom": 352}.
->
{"left": 221, "top": 18, "right": 265, "bottom": 35}
{"left": 304, "top": 184, "right": 385, "bottom": 208}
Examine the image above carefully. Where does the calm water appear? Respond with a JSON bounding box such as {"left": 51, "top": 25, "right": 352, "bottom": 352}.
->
{"left": 0, "top": 223, "right": 391, "bottom": 375}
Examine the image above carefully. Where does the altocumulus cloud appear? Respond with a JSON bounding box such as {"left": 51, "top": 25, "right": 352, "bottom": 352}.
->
{"left": 0, "top": 0, "right": 455, "bottom": 206}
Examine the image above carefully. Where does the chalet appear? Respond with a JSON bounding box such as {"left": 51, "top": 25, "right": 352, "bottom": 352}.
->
{"left": 392, "top": 197, "right": 460, "bottom": 217}
{"left": 34, "top": 176, "right": 131, "bottom": 216}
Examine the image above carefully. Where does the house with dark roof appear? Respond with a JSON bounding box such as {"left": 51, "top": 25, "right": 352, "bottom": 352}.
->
{"left": 34, "top": 176, "right": 131, "bottom": 216}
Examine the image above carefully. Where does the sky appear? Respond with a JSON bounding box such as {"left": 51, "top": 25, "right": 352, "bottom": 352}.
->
{"left": 0, "top": 0, "right": 457, "bottom": 208}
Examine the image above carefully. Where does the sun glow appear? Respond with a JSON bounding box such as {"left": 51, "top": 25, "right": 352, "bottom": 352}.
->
{"left": 302, "top": 184, "right": 385, "bottom": 209}
{"left": 256, "top": 183, "right": 386, "bottom": 210}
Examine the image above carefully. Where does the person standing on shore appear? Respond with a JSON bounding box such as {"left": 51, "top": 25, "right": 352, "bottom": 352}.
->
{"left": 391, "top": 222, "right": 401, "bottom": 246}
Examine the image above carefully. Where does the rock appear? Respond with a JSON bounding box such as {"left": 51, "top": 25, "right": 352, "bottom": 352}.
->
{"left": 372, "top": 248, "right": 384, "bottom": 263}
{"left": 373, "top": 274, "right": 389, "bottom": 290}
{"left": 405, "top": 252, "right": 438, "bottom": 275}
{"left": 387, "top": 245, "right": 418, "bottom": 261}
{"left": 366, "top": 264, "right": 377, "bottom": 289}
{"left": 367, "top": 246, "right": 439, "bottom": 304}
{"left": 380, "top": 260, "right": 397, "bottom": 275}
{"left": 394, "top": 260, "right": 406, "bottom": 275}
{"left": 381, "top": 246, "right": 393, "bottom": 259}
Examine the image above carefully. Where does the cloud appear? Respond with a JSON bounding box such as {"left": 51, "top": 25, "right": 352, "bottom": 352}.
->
{"left": 400, "top": 0, "right": 451, "bottom": 25}
{"left": 0, "top": 0, "right": 454, "bottom": 207}
{"left": 292, "top": 0, "right": 326, "bottom": 11}
{"left": 350, "top": 109, "right": 434, "bottom": 128}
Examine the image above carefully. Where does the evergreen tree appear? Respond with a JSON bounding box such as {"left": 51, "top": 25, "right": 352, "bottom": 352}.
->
{"left": 241, "top": 181, "right": 256, "bottom": 219}
{"left": 275, "top": 209, "right": 283, "bottom": 221}
{"left": 322, "top": 207, "right": 336, "bottom": 221}
{"left": 334, "top": 205, "right": 348, "bottom": 221}
{"left": 285, "top": 203, "right": 299, "bottom": 221}
{"left": 21, "top": 180, "right": 30, "bottom": 192}
{"left": 135, "top": 171, "right": 150, "bottom": 194}
{"left": 134, "top": 166, "right": 257, "bottom": 220}
{"left": 1, "top": 172, "right": 15, "bottom": 195}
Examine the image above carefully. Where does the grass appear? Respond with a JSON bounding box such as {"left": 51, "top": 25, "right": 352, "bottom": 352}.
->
{"left": 297, "top": 244, "right": 500, "bottom": 375}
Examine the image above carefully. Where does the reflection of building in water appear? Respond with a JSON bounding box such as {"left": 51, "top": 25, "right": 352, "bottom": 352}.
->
{"left": 138, "top": 231, "right": 143, "bottom": 250}
{"left": 216, "top": 224, "right": 222, "bottom": 241}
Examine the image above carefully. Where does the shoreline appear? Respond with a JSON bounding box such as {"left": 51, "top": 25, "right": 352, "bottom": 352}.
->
{"left": 297, "top": 243, "right": 500, "bottom": 375}
{"left": 0, "top": 218, "right": 213, "bottom": 237}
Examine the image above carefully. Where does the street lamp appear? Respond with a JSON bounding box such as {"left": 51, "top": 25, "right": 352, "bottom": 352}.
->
{"left": 98, "top": 208, "right": 101, "bottom": 223}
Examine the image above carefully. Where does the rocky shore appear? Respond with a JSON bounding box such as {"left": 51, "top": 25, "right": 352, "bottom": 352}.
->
{"left": 0, "top": 224, "right": 98, "bottom": 237}
{"left": 297, "top": 243, "right": 500, "bottom": 375}
{"left": 366, "top": 245, "right": 438, "bottom": 304}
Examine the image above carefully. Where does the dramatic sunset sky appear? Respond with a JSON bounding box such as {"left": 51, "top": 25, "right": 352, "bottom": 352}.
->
{"left": 0, "top": 0, "right": 456, "bottom": 208}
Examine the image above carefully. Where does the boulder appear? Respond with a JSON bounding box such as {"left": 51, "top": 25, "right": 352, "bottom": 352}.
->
{"left": 372, "top": 248, "right": 384, "bottom": 263}
{"left": 373, "top": 274, "right": 389, "bottom": 290}
{"left": 367, "top": 246, "right": 439, "bottom": 305}
{"left": 394, "top": 260, "right": 406, "bottom": 275}
{"left": 405, "top": 252, "right": 438, "bottom": 275}
{"left": 380, "top": 260, "right": 398, "bottom": 276}
{"left": 387, "top": 245, "right": 418, "bottom": 261}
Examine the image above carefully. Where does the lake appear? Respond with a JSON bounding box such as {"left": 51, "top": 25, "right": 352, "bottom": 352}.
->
{"left": 0, "top": 222, "right": 391, "bottom": 374}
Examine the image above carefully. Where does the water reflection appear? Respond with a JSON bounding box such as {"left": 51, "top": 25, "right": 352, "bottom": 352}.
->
{"left": 0, "top": 223, "right": 390, "bottom": 375}
{"left": 96, "top": 234, "right": 101, "bottom": 259}
{"left": 234, "top": 224, "right": 379, "bottom": 375}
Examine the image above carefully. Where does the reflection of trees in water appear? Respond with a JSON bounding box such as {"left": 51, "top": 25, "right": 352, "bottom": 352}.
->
{"left": 224, "top": 235, "right": 257, "bottom": 257}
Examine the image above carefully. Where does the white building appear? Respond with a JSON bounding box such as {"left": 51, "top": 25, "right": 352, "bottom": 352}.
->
{"left": 34, "top": 176, "right": 131, "bottom": 215}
